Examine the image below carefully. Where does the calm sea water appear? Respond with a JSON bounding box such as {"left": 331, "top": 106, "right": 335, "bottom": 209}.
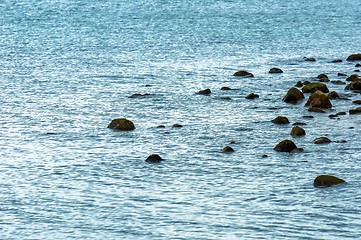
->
{"left": 1, "top": 0, "right": 361, "bottom": 239}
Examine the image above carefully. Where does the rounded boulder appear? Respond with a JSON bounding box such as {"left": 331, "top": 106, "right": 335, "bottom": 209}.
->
{"left": 314, "top": 175, "right": 346, "bottom": 187}
{"left": 108, "top": 118, "right": 135, "bottom": 131}
{"left": 274, "top": 140, "right": 297, "bottom": 152}
{"left": 305, "top": 90, "right": 332, "bottom": 109}
{"left": 283, "top": 87, "right": 305, "bottom": 103}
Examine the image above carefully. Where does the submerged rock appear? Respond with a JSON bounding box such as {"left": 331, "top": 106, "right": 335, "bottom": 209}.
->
{"left": 245, "top": 93, "right": 259, "bottom": 99}
{"left": 305, "top": 57, "right": 316, "bottom": 62}
{"left": 233, "top": 70, "right": 254, "bottom": 77}
{"left": 223, "top": 146, "right": 235, "bottom": 153}
{"left": 283, "top": 87, "right": 305, "bottom": 103}
{"left": 108, "top": 118, "right": 135, "bottom": 131}
{"left": 146, "top": 154, "right": 163, "bottom": 163}
{"left": 271, "top": 116, "right": 290, "bottom": 124}
{"left": 346, "top": 74, "right": 360, "bottom": 81}
{"left": 314, "top": 175, "right": 346, "bottom": 187}
{"left": 349, "top": 107, "right": 361, "bottom": 115}
{"left": 269, "top": 67, "right": 283, "bottom": 74}
{"left": 128, "top": 93, "right": 152, "bottom": 98}
{"left": 291, "top": 126, "right": 306, "bottom": 137}
{"left": 172, "top": 123, "right": 183, "bottom": 128}
{"left": 308, "top": 107, "right": 326, "bottom": 113}
{"left": 346, "top": 53, "right": 361, "bottom": 61}
{"left": 302, "top": 82, "right": 329, "bottom": 93}
{"left": 197, "top": 88, "right": 211, "bottom": 95}
{"left": 274, "top": 140, "right": 298, "bottom": 152}
{"left": 220, "top": 86, "right": 232, "bottom": 90}
{"left": 314, "top": 137, "right": 331, "bottom": 144}
{"left": 345, "top": 80, "right": 361, "bottom": 91}
{"left": 305, "top": 90, "right": 332, "bottom": 109}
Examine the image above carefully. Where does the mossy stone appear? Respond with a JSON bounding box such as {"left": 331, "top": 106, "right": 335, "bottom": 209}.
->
{"left": 291, "top": 126, "right": 306, "bottom": 137}
{"left": 305, "top": 90, "right": 332, "bottom": 109}
{"left": 302, "top": 82, "right": 329, "bottom": 93}
{"left": 271, "top": 116, "right": 290, "bottom": 124}
{"left": 314, "top": 175, "right": 346, "bottom": 187}
{"left": 283, "top": 87, "right": 305, "bottom": 103}
{"left": 108, "top": 118, "right": 135, "bottom": 131}
{"left": 274, "top": 140, "right": 297, "bottom": 152}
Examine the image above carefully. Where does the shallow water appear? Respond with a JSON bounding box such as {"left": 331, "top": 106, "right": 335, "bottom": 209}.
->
{"left": 1, "top": 0, "right": 361, "bottom": 239}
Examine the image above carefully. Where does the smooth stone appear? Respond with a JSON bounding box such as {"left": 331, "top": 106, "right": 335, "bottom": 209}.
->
{"left": 290, "top": 126, "right": 306, "bottom": 137}
{"left": 233, "top": 70, "right": 254, "bottom": 77}
{"left": 223, "top": 146, "right": 235, "bottom": 153}
{"left": 305, "top": 90, "right": 332, "bottom": 109}
{"left": 107, "top": 118, "right": 135, "bottom": 131}
{"left": 303, "top": 115, "right": 314, "bottom": 119}
{"left": 345, "top": 80, "right": 361, "bottom": 91}
{"left": 128, "top": 93, "right": 152, "bottom": 98}
{"left": 336, "top": 112, "right": 347, "bottom": 116}
{"left": 172, "top": 123, "right": 183, "bottom": 128}
{"left": 220, "top": 86, "right": 232, "bottom": 90}
{"left": 146, "top": 154, "right": 163, "bottom": 163}
{"left": 346, "top": 74, "right": 360, "bottom": 81}
{"left": 337, "top": 73, "right": 347, "bottom": 77}
{"left": 274, "top": 140, "right": 298, "bottom": 152}
{"left": 346, "top": 53, "right": 361, "bottom": 61}
{"left": 305, "top": 57, "right": 316, "bottom": 61}
{"left": 356, "top": 63, "right": 361, "bottom": 67}
{"left": 269, "top": 67, "right": 283, "bottom": 74}
{"left": 353, "top": 100, "right": 361, "bottom": 104}
{"left": 245, "top": 93, "right": 259, "bottom": 99}
{"left": 292, "top": 122, "right": 307, "bottom": 126}
{"left": 314, "top": 137, "right": 332, "bottom": 144}
{"left": 302, "top": 82, "right": 329, "bottom": 93}
{"left": 314, "top": 175, "right": 346, "bottom": 187}
{"left": 283, "top": 87, "right": 305, "bottom": 103}
{"left": 271, "top": 116, "right": 290, "bottom": 124}
{"left": 331, "top": 59, "right": 343, "bottom": 63}
{"left": 197, "top": 88, "right": 211, "bottom": 95}
{"left": 331, "top": 80, "right": 346, "bottom": 85}
{"left": 349, "top": 107, "right": 361, "bottom": 115}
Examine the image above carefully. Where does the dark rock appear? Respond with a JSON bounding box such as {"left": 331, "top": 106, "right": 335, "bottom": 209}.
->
{"left": 157, "top": 125, "right": 166, "bottom": 128}
{"left": 303, "top": 80, "right": 311, "bottom": 85}
{"left": 356, "top": 63, "right": 361, "bottom": 67}
{"left": 345, "top": 80, "right": 361, "bottom": 91}
{"left": 146, "top": 154, "right": 163, "bottom": 163}
{"left": 353, "top": 100, "right": 361, "bottom": 105}
{"left": 223, "top": 146, "right": 234, "bottom": 153}
{"left": 331, "top": 80, "right": 346, "bottom": 85}
{"left": 337, "top": 73, "right": 347, "bottom": 77}
{"left": 319, "top": 77, "right": 330, "bottom": 82}
{"left": 303, "top": 115, "right": 314, "bottom": 119}
{"left": 317, "top": 74, "right": 328, "bottom": 79}
{"left": 271, "top": 116, "right": 290, "bottom": 124}
{"left": 220, "top": 86, "right": 232, "bottom": 90}
{"left": 295, "top": 81, "right": 304, "bottom": 87}
{"left": 355, "top": 69, "right": 360, "bottom": 72}
{"left": 349, "top": 107, "right": 361, "bottom": 115}
{"left": 302, "top": 82, "right": 329, "bottom": 93}
{"left": 274, "top": 140, "right": 298, "bottom": 152}
{"left": 128, "top": 93, "right": 152, "bottom": 98}
{"left": 233, "top": 70, "right": 254, "bottom": 77}
{"left": 245, "top": 93, "right": 259, "bottom": 99}
{"left": 305, "top": 57, "right": 316, "bottom": 62}
{"left": 197, "top": 88, "right": 211, "bottom": 95}
{"left": 305, "top": 90, "right": 332, "bottom": 109}
{"left": 291, "top": 148, "right": 304, "bottom": 153}
{"left": 328, "top": 114, "right": 338, "bottom": 118}
{"left": 328, "top": 91, "right": 340, "bottom": 99}
{"left": 262, "top": 154, "right": 268, "bottom": 158}
{"left": 291, "top": 126, "right": 306, "bottom": 137}
{"left": 314, "top": 137, "right": 332, "bottom": 144}
{"left": 336, "top": 112, "right": 347, "bottom": 116}
{"left": 219, "top": 96, "right": 232, "bottom": 101}
{"left": 108, "top": 118, "right": 135, "bottom": 131}
{"left": 269, "top": 67, "right": 283, "bottom": 74}
{"left": 346, "top": 53, "right": 361, "bottom": 61}
{"left": 331, "top": 59, "right": 343, "bottom": 63}
{"left": 314, "top": 175, "right": 346, "bottom": 187}
{"left": 283, "top": 87, "right": 305, "bottom": 103}
{"left": 346, "top": 74, "right": 360, "bottom": 81}
{"left": 292, "top": 122, "right": 307, "bottom": 126}
{"left": 172, "top": 123, "right": 183, "bottom": 128}
{"left": 308, "top": 107, "right": 326, "bottom": 113}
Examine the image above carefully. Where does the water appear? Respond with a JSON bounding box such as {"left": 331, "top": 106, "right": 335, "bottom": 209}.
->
{"left": 1, "top": 0, "right": 361, "bottom": 239}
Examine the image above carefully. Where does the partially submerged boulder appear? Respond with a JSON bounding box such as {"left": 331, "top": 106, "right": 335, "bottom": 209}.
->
{"left": 197, "top": 88, "right": 211, "bottom": 95}
{"left": 345, "top": 80, "right": 361, "bottom": 91}
{"left": 314, "top": 175, "right": 346, "bottom": 187}
{"left": 346, "top": 53, "right": 361, "bottom": 61}
{"left": 302, "top": 82, "right": 329, "bottom": 93}
{"left": 146, "top": 154, "right": 163, "bottom": 163}
{"left": 223, "top": 146, "right": 234, "bottom": 153}
{"left": 314, "top": 137, "right": 331, "bottom": 144}
{"left": 245, "top": 93, "right": 259, "bottom": 99}
{"left": 349, "top": 107, "right": 361, "bottom": 115}
{"left": 305, "top": 90, "right": 332, "bottom": 109}
{"left": 108, "top": 118, "right": 135, "bottom": 131}
{"left": 269, "top": 67, "right": 283, "bottom": 74}
{"left": 274, "top": 140, "right": 298, "bottom": 152}
{"left": 271, "top": 116, "right": 290, "bottom": 124}
{"left": 233, "top": 70, "right": 254, "bottom": 77}
{"left": 283, "top": 87, "right": 305, "bottom": 103}
{"left": 291, "top": 126, "right": 306, "bottom": 137}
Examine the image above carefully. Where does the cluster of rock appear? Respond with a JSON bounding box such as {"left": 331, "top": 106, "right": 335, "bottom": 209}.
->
{"left": 107, "top": 53, "right": 361, "bottom": 187}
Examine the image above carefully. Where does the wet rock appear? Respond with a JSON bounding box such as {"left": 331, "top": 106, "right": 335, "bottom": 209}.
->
{"left": 314, "top": 175, "right": 346, "bottom": 187}
{"left": 220, "top": 86, "right": 232, "bottom": 90}
{"left": 355, "top": 69, "right": 360, "bottom": 72}
{"left": 233, "top": 70, "right": 254, "bottom": 77}
{"left": 305, "top": 57, "right": 316, "bottom": 62}
{"left": 269, "top": 67, "right": 283, "bottom": 74}
{"left": 274, "top": 140, "right": 297, "bottom": 152}
{"left": 337, "top": 73, "right": 347, "bottom": 77}
{"left": 262, "top": 154, "right": 268, "bottom": 158}
{"left": 346, "top": 74, "right": 360, "bottom": 81}
{"left": 328, "top": 91, "right": 340, "bottom": 99}
{"left": 219, "top": 96, "right": 232, "bottom": 101}
{"left": 317, "top": 73, "right": 328, "bottom": 79}
{"left": 291, "top": 126, "right": 306, "bottom": 137}
{"left": 108, "top": 118, "right": 135, "bottom": 131}
{"left": 197, "top": 88, "right": 211, "bottom": 95}
{"left": 157, "top": 125, "right": 166, "bottom": 128}
{"left": 331, "top": 59, "right": 343, "bottom": 63}
{"left": 303, "top": 115, "right": 314, "bottom": 119}
{"left": 328, "top": 114, "right": 338, "bottom": 118}
{"left": 346, "top": 53, "right": 361, "bottom": 61}
{"left": 331, "top": 80, "right": 346, "bottom": 85}
{"left": 295, "top": 81, "right": 303, "bottom": 87}
{"left": 345, "top": 80, "right": 361, "bottom": 91}
{"left": 302, "top": 82, "right": 329, "bottom": 93}
{"left": 305, "top": 90, "right": 332, "bottom": 109}
{"left": 314, "top": 137, "right": 331, "bottom": 144}
{"left": 128, "top": 93, "right": 152, "bottom": 98}
{"left": 283, "top": 87, "right": 305, "bottom": 103}
{"left": 245, "top": 93, "right": 259, "bottom": 99}
{"left": 336, "top": 112, "right": 347, "bottom": 116}
{"left": 271, "top": 116, "right": 290, "bottom": 124}
{"left": 146, "top": 154, "right": 163, "bottom": 163}
{"left": 223, "top": 146, "right": 235, "bottom": 153}
{"left": 292, "top": 122, "right": 307, "bottom": 126}
{"left": 172, "top": 123, "right": 183, "bottom": 128}
{"left": 353, "top": 100, "right": 361, "bottom": 105}
{"left": 349, "top": 107, "right": 361, "bottom": 115}
{"left": 356, "top": 63, "right": 361, "bottom": 67}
